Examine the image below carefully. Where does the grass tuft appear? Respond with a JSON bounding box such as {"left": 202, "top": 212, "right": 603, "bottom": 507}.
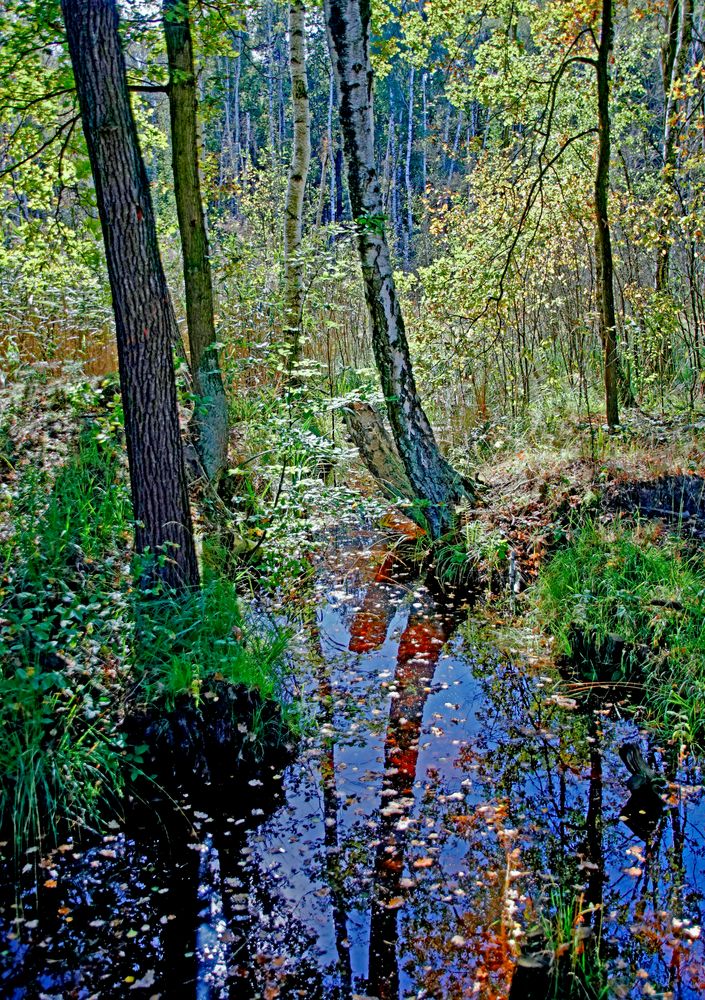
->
{"left": 537, "top": 519, "right": 705, "bottom": 746}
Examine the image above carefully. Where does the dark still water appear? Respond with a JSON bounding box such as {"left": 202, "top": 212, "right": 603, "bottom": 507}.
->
{"left": 1, "top": 526, "right": 704, "bottom": 999}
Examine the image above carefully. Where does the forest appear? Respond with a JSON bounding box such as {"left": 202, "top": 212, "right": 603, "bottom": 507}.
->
{"left": 1, "top": 0, "right": 705, "bottom": 996}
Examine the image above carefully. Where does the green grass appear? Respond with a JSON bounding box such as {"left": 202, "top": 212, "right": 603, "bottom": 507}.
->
{"left": 132, "top": 575, "right": 292, "bottom": 709}
{"left": 537, "top": 519, "right": 705, "bottom": 745}
{"left": 0, "top": 416, "right": 293, "bottom": 856}
{"left": 532, "top": 888, "right": 608, "bottom": 1000}
{"left": 1, "top": 428, "right": 132, "bottom": 850}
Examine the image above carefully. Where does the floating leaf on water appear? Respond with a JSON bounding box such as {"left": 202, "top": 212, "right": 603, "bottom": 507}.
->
{"left": 129, "top": 970, "right": 155, "bottom": 989}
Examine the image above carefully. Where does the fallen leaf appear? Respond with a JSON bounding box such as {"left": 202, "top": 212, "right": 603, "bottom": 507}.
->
{"left": 129, "top": 969, "right": 155, "bottom": 989}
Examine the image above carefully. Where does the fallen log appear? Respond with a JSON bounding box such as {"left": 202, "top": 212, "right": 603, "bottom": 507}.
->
{"left": 343, "top": 401, "right": 413, "bottom": 501}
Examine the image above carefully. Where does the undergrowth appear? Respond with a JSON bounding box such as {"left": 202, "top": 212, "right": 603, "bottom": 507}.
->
{"left": 0, "top": 398, "right": 293, "bottom": 856}
{"left": 537, "top": 519, "right": 705, "bottom": 746}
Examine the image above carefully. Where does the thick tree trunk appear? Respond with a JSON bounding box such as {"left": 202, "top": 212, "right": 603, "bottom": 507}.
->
{"left": 283, "top": 0, "right": 311, "bottom": 364}
{"left": 164, "top": 0, "right": 229, "bottom": 482}
{"left": 595, "top": 0, "right": 619, "bottom": 429}
{"left": 323, "top": 0, "right": 471, "bottom": 537}
{"left": 61, "top": 0, "right": 199, "bottom": 589}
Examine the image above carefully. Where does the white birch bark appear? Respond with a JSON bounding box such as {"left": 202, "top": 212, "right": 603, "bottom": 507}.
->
{"left": 283, "top": 0, "right": 311, "bottom": 361}
{"left": 323, "top": 0, "right": 470, "bottom": 536}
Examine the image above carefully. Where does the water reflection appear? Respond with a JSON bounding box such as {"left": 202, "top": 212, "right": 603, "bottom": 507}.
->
{"left": 236, "top": 526, "right": 705, "bottom": 999}
{"left": 1, "top": 524, "right": 704, "bottom": 998}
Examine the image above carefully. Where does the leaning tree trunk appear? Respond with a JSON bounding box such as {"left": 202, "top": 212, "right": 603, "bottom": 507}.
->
{"left": 283, "top": 0, "right": 311, "bottom": 365}
{"left": 164, "top": 0, "right": 229, "bottom": 481}
{"left": 61, "top": 0, "right": 199, "bottom": 589}
{"left": 594, "top": 0, "right": 619, "bottom": 430}
{"left": 323, "top": 0, "right": 470, "bottom": 537}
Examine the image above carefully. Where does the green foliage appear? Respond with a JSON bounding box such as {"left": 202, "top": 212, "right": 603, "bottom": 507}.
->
{"left": 433, "top": 516, "right": 509, "bottom": 590}
{"left": 537, "top": 520, "right": 705, "bottom": 746}
{"left": 0, "top": 402, "right": 293, "bottom": 855}
{"left": 133, "top": 576, "right": 290, "bottom": 710}
{"left": 0, "top": 421, "right": 131, "bottom": 851}
{"left": 532, "top": 887, "right": 608, "bottom": 1000}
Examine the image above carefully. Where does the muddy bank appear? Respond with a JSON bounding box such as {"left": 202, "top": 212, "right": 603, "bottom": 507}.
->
{"left": 605, "top": 473, "right": 705, "bottom": 536}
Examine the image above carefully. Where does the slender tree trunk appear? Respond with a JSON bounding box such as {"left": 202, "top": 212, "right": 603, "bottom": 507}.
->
{"left": 447, "top": 110, "right": 463, "bottom": 182}
{"left": 219, "top": 56, "right": 231, "bottom": 194}
{"left": 656, "top": 0, "right": 693, "bottom": 295}
{"left": 266, "top": 1, "right": 277, "bottom": 178}
{"left": 164, "top": 0, "right": 229, "bottom": 481}
{"left": 327, "top": 70, "right": 336, "bottom": 223}
{"left": 283, "top": 0, "right": 311, "bottom": 363}
{"left": 595, "top": 0, "right": 619, "bottom": 429}
{"left": 403, "top": 65, "right": 415, "bottom": 269}
{"left": 61, "top": 0, "right": 199, "bottom": 589}
{"left": 316, "top": 137, "right": 330, "bottom": 227}
{"left": 324, "top": 0, "right": 470, "bottom": 537}
{"left": 420, "top": 70, "right": 428, "bottom": 194}
{"left": 233, "top": 46, "right": 242, "bottom": 176}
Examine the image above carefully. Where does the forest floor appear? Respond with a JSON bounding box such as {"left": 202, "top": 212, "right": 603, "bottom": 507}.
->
{"left": 472, "top": 408, "right": 705, "bottom": 587}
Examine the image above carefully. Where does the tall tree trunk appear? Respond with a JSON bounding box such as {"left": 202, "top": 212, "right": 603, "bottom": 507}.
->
{"left": 656, "top": 0, "right": 693, "bottom": 295}
{"left": 595, "top": 0, "right": 619, "bottom": 429}
{"left": 219, "top": 56, "right": 231, "bottom": 194}
{"left": 266, "top": 0, "right": 278, "bottom": 178}
{"left": 164, "top": 0, "right": 229, "bottom": 482}
{"left": 61, "top": 0, "right": 199, "bottom": 589}
{"left": 283, "top": 0, "right": 311, "bottom": 364}
{"left": 403, "top": 65, "right": 414, "bottom": 269}
{"left": 233, "top": 38, "right": 242, "bottom": 177}
{"left": 323, "top": 0, "right": 471, "bottom": 537}
{"left": 420, "top": 70, "right": 427, "bottom": 195}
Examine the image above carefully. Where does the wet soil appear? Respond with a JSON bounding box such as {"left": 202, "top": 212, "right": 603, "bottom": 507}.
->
{"left": 605, "top": 474, "right": 705, "bottom": 538}
{"left": 1, "top": 524, "right": 704, "bottom": 999}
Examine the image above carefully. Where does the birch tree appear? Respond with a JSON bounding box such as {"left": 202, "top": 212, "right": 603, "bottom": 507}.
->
{"left": 283, "top": 0, "right": 311, "bottom": 364}
{"left": 323, "top": 0, "right": 471, "bottom": 537}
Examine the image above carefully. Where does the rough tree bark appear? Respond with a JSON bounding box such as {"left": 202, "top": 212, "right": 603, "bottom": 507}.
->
{"left": 595, "top": 0, "right": 619, "bottom": 429}
{"left": 342, "top": 402, "right": 413, "bottom": 500}
{"left": 61, "top": 0, "right": 199, "bottom": 589}
{"left": 323, "top": 0, "right": 470, "bottom": 537}
{"left": 283, "top": 0, "right": 311, "bottom": 364}
{"left": 164, "top": 0, "right": 229, "bottom": 481}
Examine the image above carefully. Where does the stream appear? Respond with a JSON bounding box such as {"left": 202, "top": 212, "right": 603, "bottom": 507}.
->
{"left": 1, "top": 523, "right": 704, "bottom": 998}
